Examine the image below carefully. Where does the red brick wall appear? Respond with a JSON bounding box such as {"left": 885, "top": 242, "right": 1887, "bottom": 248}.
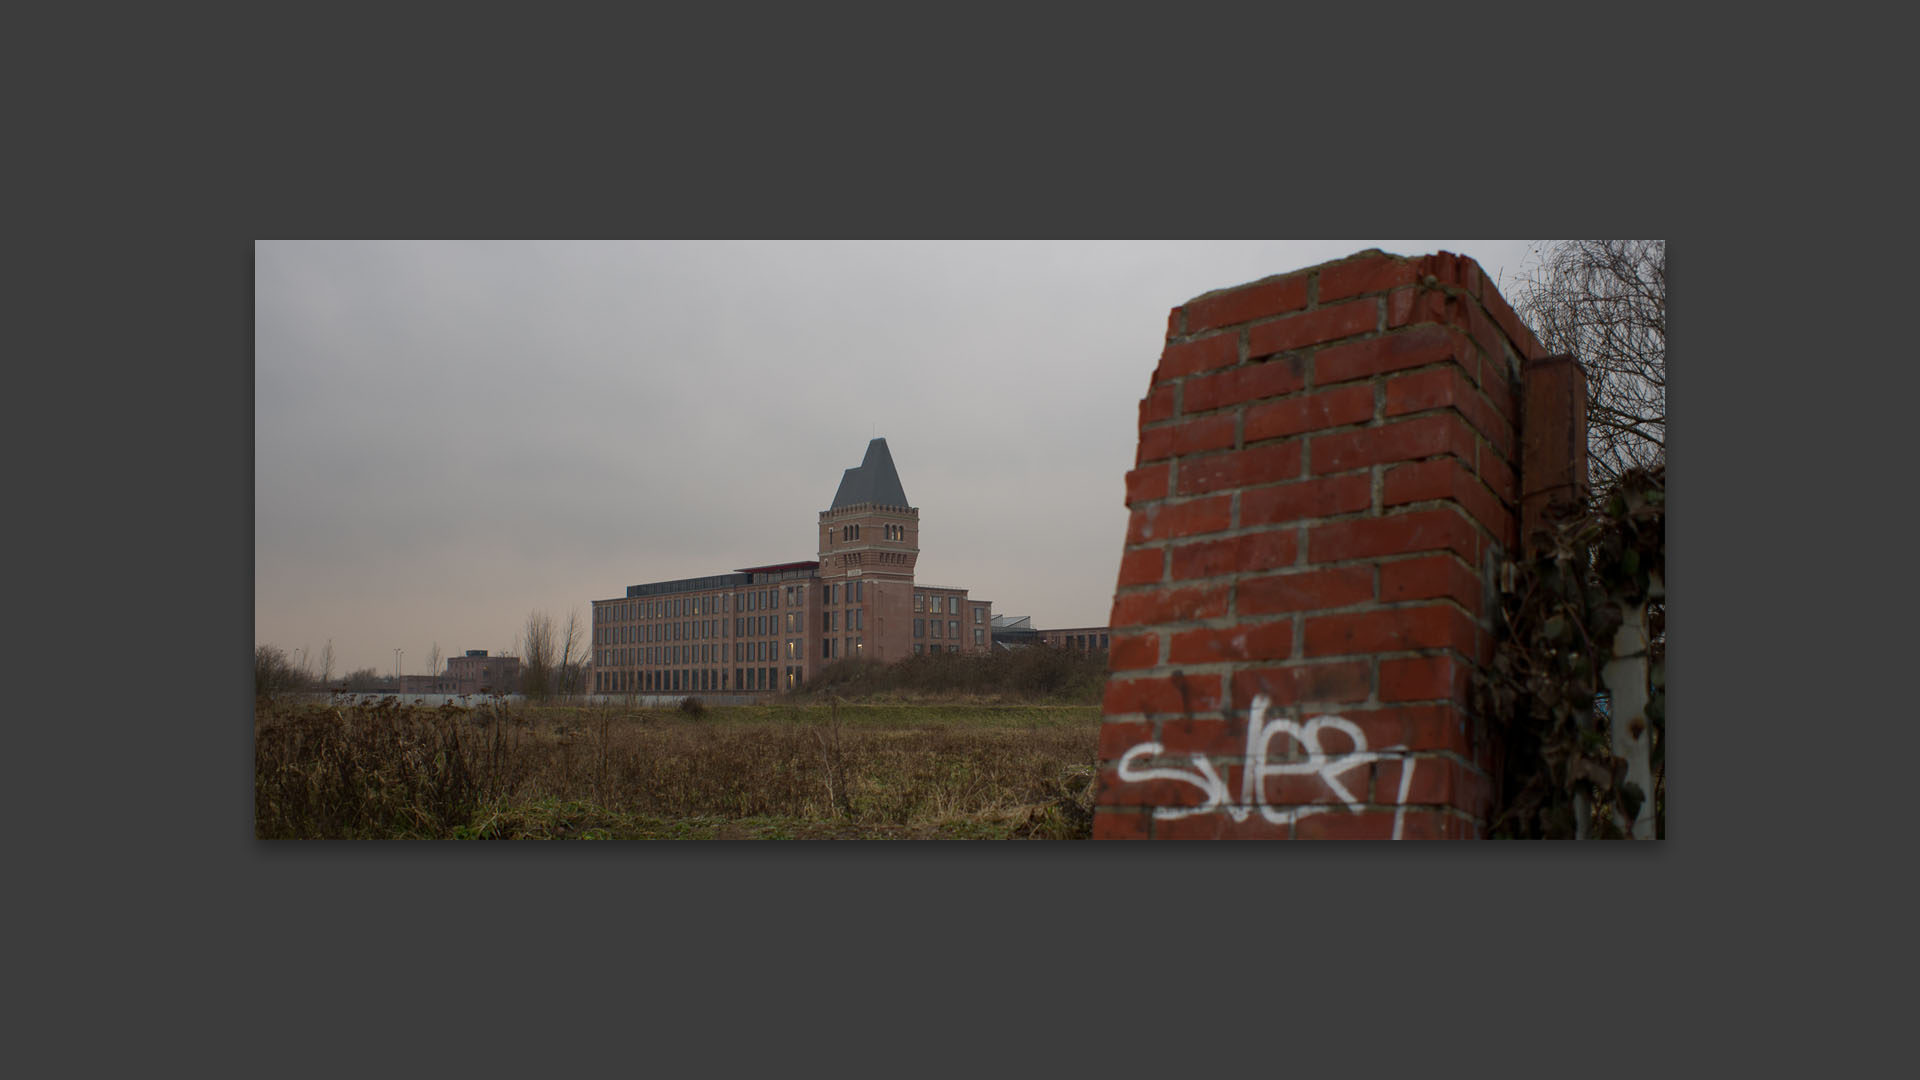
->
{"left": 1095, "top": 250, "right": 1555, "bottom": 839}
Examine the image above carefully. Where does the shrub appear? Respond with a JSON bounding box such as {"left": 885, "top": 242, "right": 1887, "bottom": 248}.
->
{"left": 792, "top": 646, "right": 1106, "bottom": 704}
{"left": 254, "top": 644, "right": 312, "bottom": 700}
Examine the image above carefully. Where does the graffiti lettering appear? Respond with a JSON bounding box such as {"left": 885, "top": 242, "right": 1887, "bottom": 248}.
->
{"left": 1116, "top": 694, "right": 1419, "bottom": 837}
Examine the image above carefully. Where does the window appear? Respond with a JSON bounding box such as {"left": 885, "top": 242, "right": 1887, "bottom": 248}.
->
{"left": 914, "top": 618, "right": 924, "bottom": 638}
{"left": 974, "top": 629, "right": 984, "bottom": 646}
{"left": 913, "top": 593, "right": 923, "bottom": 612}
{"left": 974, "top": 607, "right": 984, "bottom": 624}
{"left": 948, "top": 597, "right": 960, "bottom": 615}
{"left": 931, "top": 620, "right": 941, "bottom": 639}
{"left": 949, "top": 620, "right": 959, "bottom": 639}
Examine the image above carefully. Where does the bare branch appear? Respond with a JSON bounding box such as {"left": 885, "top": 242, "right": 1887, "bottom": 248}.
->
{"left": 1512, "top": 240, "right": 1666, "bottom": 490}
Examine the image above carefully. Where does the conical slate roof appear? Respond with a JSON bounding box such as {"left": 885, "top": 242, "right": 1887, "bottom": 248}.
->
{"left": 830, "top": 438, "right": 910, "bottom": 509}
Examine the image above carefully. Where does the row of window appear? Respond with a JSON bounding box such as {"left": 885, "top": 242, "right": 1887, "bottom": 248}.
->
{"left": 823, "top": 637, "right": 863, "bottom": 659}
{"left": 597, "top": 588, "right": 790, "bottom": 624}
{"left": 594, "top": 666, "right": 800, "bottom": 693}
{"left": 913, "top": 618, "right": 966, "bottom": 639}
{"left": 597, "top": 639, "right": 804, "bottom": 668}
{"left": 822, "top": 608, "right": 865, "bottom": 633}
{"left": 599, "top": 612, "right": 809, "bottom": 646}
{"left": 822, "top": 581, "right": 864, "bottom": 605}
{"left": 831, "top": 523, "right": 911, "bottom": 544}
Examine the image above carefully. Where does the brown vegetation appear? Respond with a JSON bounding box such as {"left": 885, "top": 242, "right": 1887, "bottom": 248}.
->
{"left": 255, "top": 696, "right": 1100, "bottom": 840}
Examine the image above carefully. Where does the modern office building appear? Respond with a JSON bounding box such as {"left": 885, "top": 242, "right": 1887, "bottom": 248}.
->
{"left": 990, "top": 615, "right": 1111, "bottom": 654}
{"left": 589, "top": 439, "right": 995, "bottom": 698}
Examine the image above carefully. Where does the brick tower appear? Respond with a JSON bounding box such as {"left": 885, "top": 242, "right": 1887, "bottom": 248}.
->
{"left": 817, "top": 438, "right": 919, "bottom": 662}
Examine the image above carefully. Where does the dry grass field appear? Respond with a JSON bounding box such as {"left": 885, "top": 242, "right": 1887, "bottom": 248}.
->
{"left": 254, "top": 695, "right": 1102, "bottom": 839}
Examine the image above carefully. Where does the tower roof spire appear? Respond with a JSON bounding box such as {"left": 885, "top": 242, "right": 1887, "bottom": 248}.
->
{"left": 830, "top": 437, "right": 909, "bottom": 509}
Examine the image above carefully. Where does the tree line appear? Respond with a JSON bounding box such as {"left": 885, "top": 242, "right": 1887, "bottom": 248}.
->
{"left": 255, "top": 606, "right": 590, "bottom": 701}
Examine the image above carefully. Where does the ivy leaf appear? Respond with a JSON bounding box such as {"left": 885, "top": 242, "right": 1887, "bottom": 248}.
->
{"left": 1619, "top": 781, "right": 1646, "bottom": 825}
{"left": 1590, "top": 602, "right": 1623, "bottom": 643}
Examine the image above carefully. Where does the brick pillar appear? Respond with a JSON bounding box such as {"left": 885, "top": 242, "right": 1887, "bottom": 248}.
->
{"left": 1519, "top": 355, "right": 1589, "bottom": 550}
{"left": 1095, "top": 250, "right": 1552, "bottom": 839}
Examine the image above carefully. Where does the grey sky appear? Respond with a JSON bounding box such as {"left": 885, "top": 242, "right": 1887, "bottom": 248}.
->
{"left": 255, "top": 240, "right": 1539, "bottom": 678}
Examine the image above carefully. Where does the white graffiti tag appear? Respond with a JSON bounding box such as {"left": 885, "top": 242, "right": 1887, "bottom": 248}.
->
{"left": 1116, "top": 693, "right": 1419, "bottom": 836}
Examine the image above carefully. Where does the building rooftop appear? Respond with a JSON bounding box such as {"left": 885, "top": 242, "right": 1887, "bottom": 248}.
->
{"left": 829, "top": 437, "right": 910, "bottom": 510}
{"left": 733, "top": 561, "right": 822, "bottom": 575}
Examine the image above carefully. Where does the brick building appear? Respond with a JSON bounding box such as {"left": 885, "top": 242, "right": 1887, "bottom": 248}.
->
{"left": 589, "top": 439, "right": 995, "bottom": 697}
{"left": 442, "top": 650, "right": 521, "bottom": 695}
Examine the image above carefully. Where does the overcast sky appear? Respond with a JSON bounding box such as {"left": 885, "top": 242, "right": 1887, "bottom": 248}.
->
{"left": 255, "top": 240, "right": 1540, "bottom": 678}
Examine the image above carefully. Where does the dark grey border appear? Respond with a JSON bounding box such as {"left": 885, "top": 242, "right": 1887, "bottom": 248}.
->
{"left": 35, "top": 7, "right": 1856, "bottom": 1072}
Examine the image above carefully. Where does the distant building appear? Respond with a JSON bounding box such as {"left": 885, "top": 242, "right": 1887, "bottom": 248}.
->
{"left": 588, "top": 439, "right": 994, "bottom": 697}
{"left": 991, "top": 615, "right": 1110, "bottom": 653}
{"left": 395, "top": 674, "right": 459, "bottom": 695}
{"left": 442, "top": 650, "right": 522, "bottom": 695}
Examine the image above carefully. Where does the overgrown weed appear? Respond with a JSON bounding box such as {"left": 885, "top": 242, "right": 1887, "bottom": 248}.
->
{"left": 256, "top": 698, "right": 1099, "bottom": 839}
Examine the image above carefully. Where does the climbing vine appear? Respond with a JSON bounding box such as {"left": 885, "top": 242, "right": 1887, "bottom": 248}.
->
{"left": 1475, "top": 465, "right": 1665, "bottom": 838}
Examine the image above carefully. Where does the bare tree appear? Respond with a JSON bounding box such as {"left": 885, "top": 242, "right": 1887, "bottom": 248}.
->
{"left": 1510, "top": 240, "right": 1666, "bottom": 490}
{"left": 426, "top": 641, "right": 442, "bottom": 682}
{"left": 557, "top": 609, "right": 584, "bottom": 699}
{"left": 318, "top": 639, "right": 335, "bottom": 687}
{"left": 522, "top": 611, "right": 557, "bottom": 701}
